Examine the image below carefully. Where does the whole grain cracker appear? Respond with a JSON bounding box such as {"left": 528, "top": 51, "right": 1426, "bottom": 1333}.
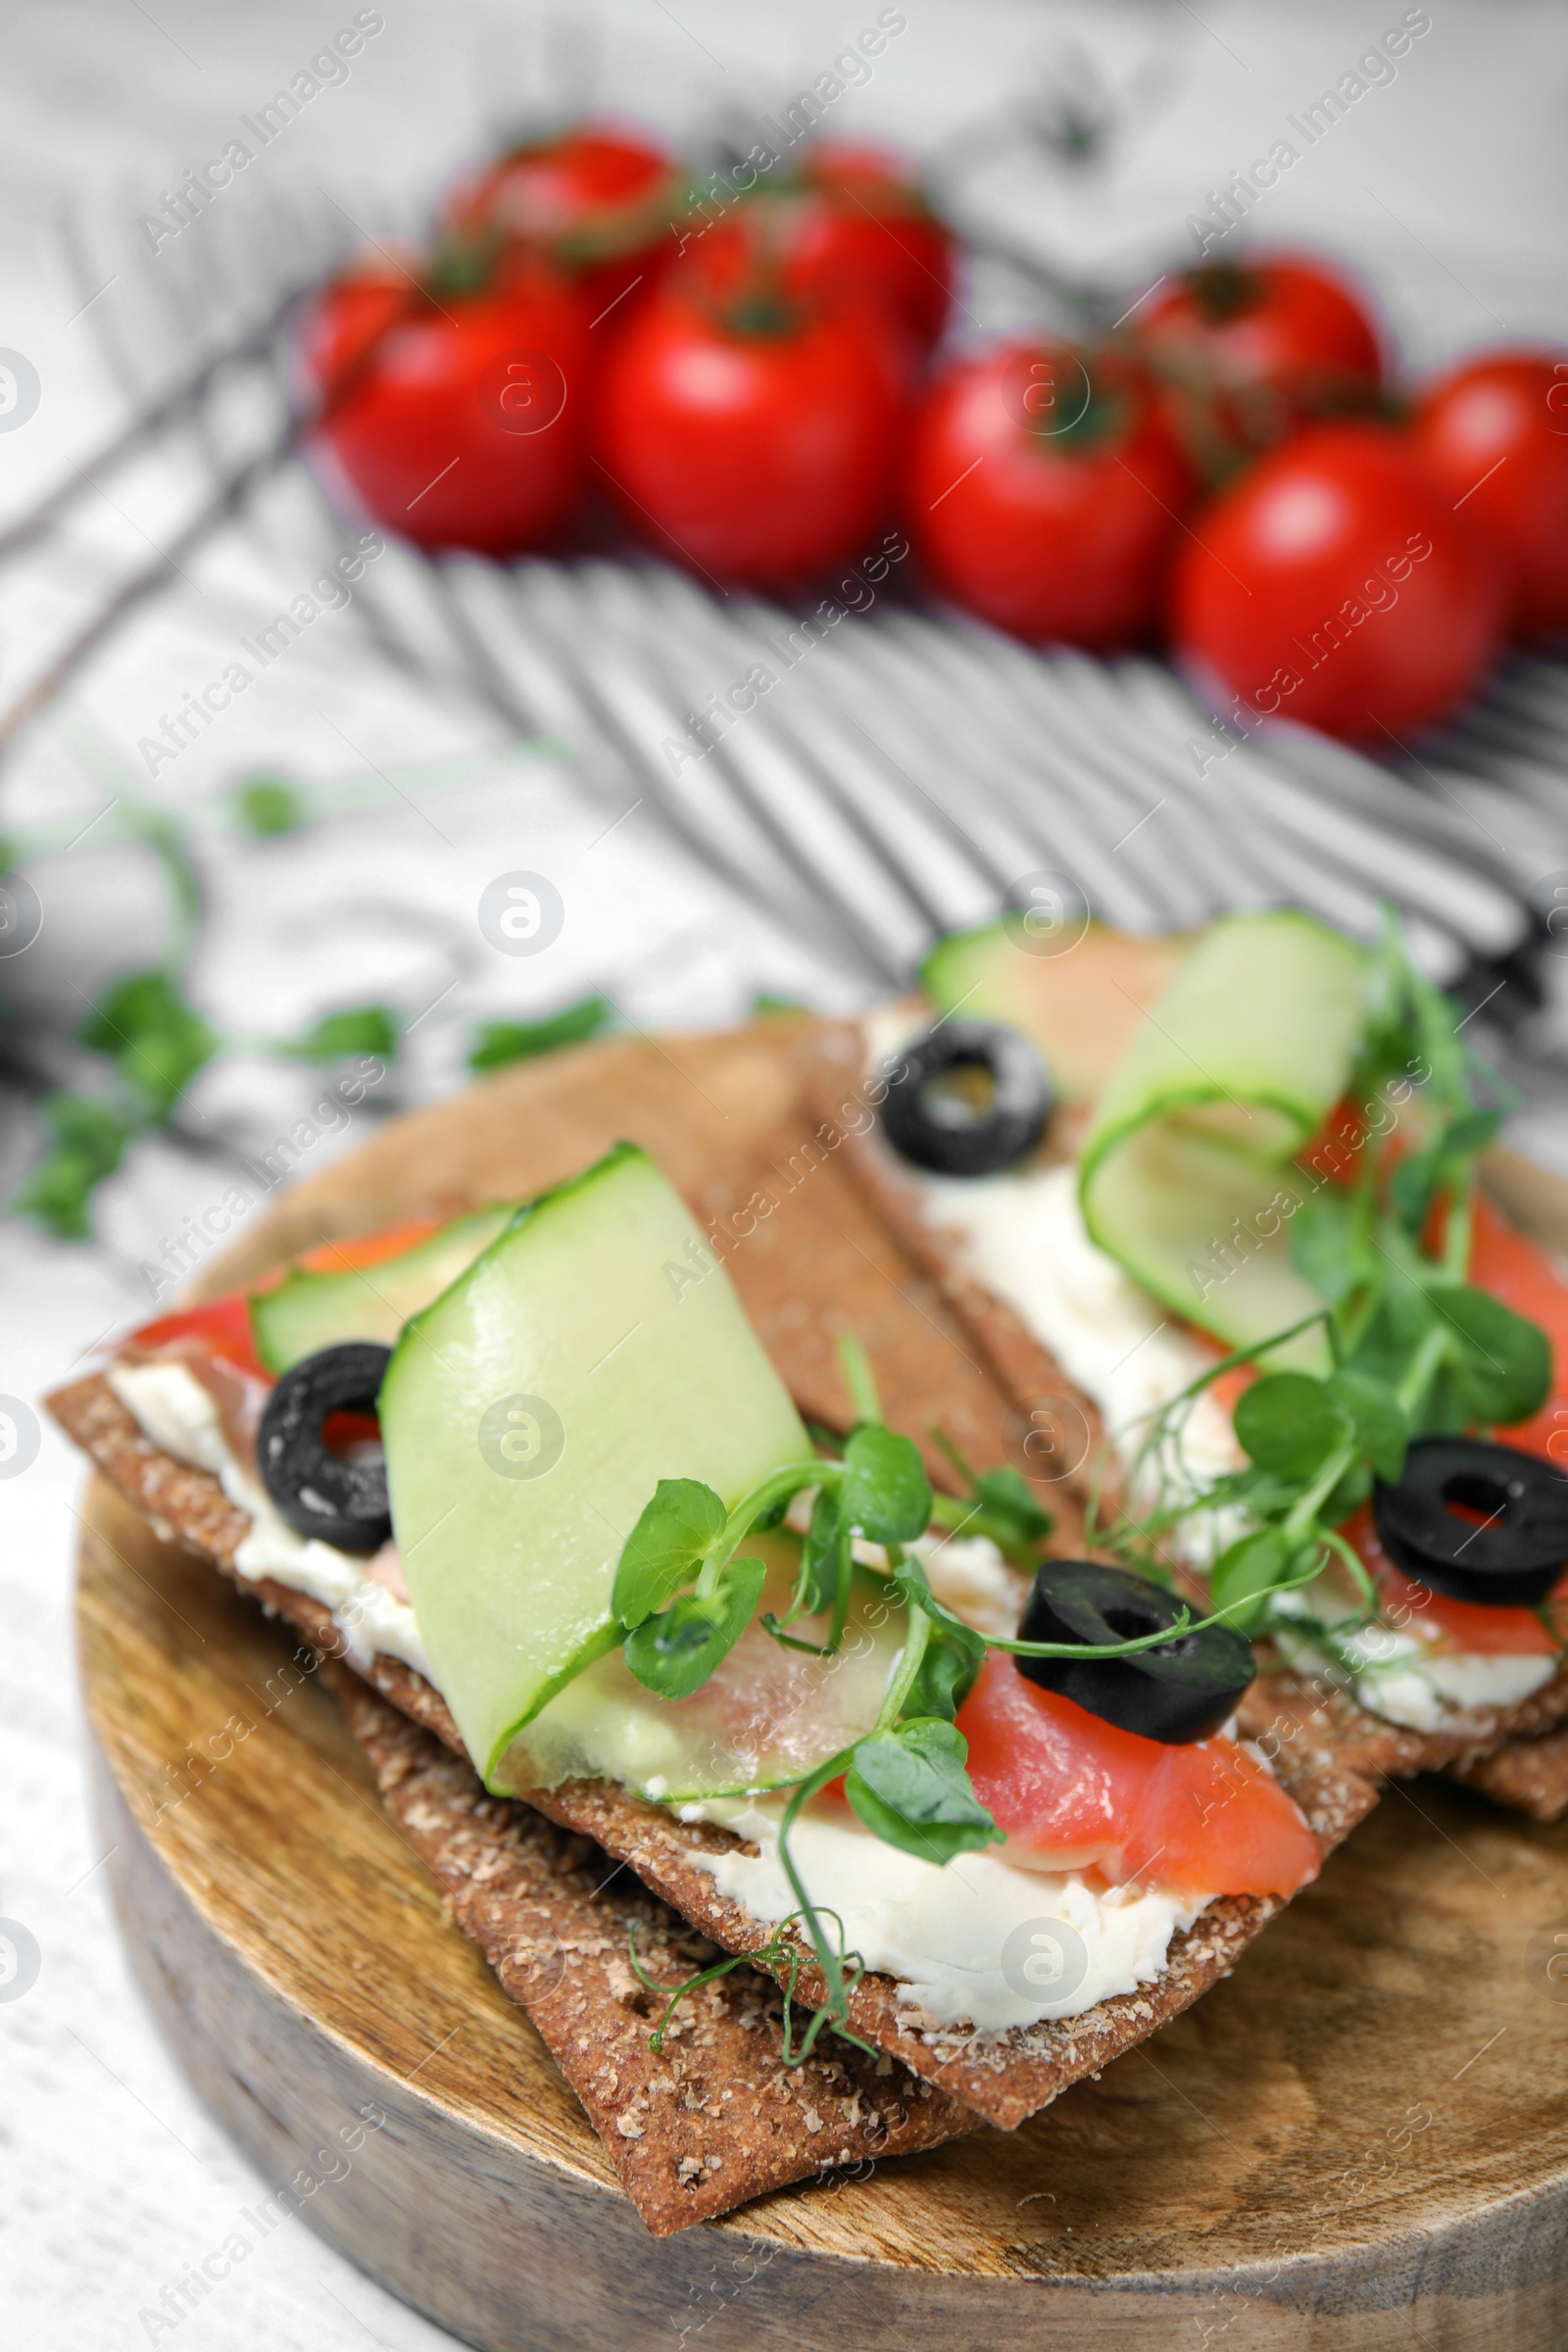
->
{"left": 331, "top": 1664, "right": 974, "bottom": 2232}
{"left": 49, "top": 1373, "right": 1378, "bottom": 2133}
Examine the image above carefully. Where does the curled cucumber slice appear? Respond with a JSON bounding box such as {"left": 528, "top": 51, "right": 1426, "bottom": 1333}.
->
{"left": 492, "top": 1553, "right": 907, "bottom": 1803}
{"left": 1078, "top": 911, "right": 1370, "bottom": 1359}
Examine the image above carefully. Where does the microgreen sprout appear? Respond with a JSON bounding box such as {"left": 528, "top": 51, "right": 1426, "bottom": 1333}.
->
{"left": 1089, "top": 907, "right": 1549, "bottom": 1639}
{"left": 600, "top": 1333, "right": 1262, "bottom": 2056}
{"left": 626, "top": 1911, "right": 872, "bottom": 2064}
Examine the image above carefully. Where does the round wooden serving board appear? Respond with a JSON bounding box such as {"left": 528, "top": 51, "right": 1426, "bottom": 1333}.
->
{"left": 75, "top": 1026, "right": 1568, "bottom": 2350}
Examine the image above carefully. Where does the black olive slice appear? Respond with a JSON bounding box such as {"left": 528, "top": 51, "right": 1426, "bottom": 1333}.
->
{"left": 880, "top": 1020, "right": 1052, "bottom": 1177}
{"left": 257, "top": 1342, "right": 393, "bottom": 1554}
{"left": 1015, "top": 1559, "right": 1254, "bottom": 1744}
{"left": 1371, "top": 1435, "right": 1568, "bottom": 1607}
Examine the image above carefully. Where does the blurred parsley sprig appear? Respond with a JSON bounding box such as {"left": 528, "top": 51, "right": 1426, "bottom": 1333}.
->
{"left": 4, "top": 763, "right": 612, "bottom": 1239}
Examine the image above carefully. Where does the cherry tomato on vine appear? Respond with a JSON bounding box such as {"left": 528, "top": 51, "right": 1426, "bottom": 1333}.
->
{"left": 1412, "top": 351, "right": 1568, "bottom": 643}
{"left": 440, "top": 122, "right": 683, "bottom": 320}
{"left": 731, "top": 143, "right": 954, "bottom": 354}
{"left": 1169, "top": 422, "right": 1505, "bottom": 743}
{"left": 594, "top": 261, "right": 906, "bottom": 588}
{"left": 676, "top": 155, "right": 952, "bottom": 378}
{"left": 301, "top": 250, "right": 592, "bottom": 556}
{"left": 905, "top": 340, "right": 1197, "bottom": 650}
{"left": 1138, "top": 254, "right": 1385, "bottom": 455}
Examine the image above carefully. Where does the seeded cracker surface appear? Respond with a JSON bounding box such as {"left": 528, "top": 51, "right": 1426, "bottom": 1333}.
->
{"left": 49, "top": 1372, "right": 1378, "bottom": 2141}
{"left": 331, "top": 1665, "right": 974, "bottom": 2232}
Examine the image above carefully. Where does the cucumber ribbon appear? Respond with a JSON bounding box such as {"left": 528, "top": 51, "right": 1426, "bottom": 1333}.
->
{"left": 1077, "top": 911, "right": 1371, "bottom": 1363}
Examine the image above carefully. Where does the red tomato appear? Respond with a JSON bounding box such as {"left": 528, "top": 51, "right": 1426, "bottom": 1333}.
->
{"left": 1139, "top": 254, "right": 1384, "bottom": 451}
{"left": 685, "top": 145, "right": 952, "bottom": 358}
{"left": 302, "top": 252, "right": 593, "bottom": 556}
{"left": 594, "top": 268, "right": 906, "bottom": 588}
{"left": 956, "top": 1656, "right": 1319, "bottom": 1899}
{"left": 797, "top": 144, "right": 954, "bottom": 351}
{"left": 1170, "top": 423, "right": 1505, "bottom": 742}
{"left": 129, "top": 1293, "right": 270, "bottom": 1382}
{"left": 906, "top": 340, "right": 1197, "bottom": 649}
{"left": 440, "top": 122, "right": 682, "bottom": 320}
{"left": 1411, "top": 351, "right": 1568, "bottom": 644}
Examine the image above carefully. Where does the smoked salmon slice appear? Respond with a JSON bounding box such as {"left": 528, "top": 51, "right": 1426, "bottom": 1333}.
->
{"left": 956, "top": 1654, "right": 1320, "bottom": 1900}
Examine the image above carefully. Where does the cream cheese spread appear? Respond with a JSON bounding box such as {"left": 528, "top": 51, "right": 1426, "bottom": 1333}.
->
{"left": 679, "top": 1792, "right": 1207, "bottom": 2032}
{"left": 108, "top": 1359, "right": 433, "bottom": 1682}
{"left": 1271, "top": 1583, "right": 1557, "bottom": 1733}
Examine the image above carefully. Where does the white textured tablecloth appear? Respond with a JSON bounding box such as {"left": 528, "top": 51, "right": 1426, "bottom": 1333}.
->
{"left": 4, "top": 5, "right": 1566, "bottom": 2343}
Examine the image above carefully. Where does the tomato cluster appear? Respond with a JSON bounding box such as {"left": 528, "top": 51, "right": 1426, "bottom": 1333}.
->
{"left": 302, "top": 118, "right": 1568, "bottom": 744}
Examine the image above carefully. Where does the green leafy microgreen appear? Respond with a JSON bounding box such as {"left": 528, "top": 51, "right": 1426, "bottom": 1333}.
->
{"left": 1208, "top": 1526, "right": 1292, "bottom": 1634}
{"left": 750, "top": 992, "right": 810, "bottom": 1018}
{"left": 611, "top": 1478, "right": 727, "bottom": 1628}
{"left": 1323, "top": 1367, "right": 1406, "bottom": 1485}
{"left": 929, "top": 1427, "right": 1054, "bottom": 1563}
{"left": 844, "top": 1718, "right": 1004, "bottom": 1865}
{"left": 1390, "top": 1107, "right": 1505, "bottom": 1240}
{"left": 1429, "top": 1285, "right": 1551, "bottom": 1427}
{"left": 793, "top": 1485, "right": 842, "bottom": 1618}
{"left": 1289, "top": 1187, "right": 1374, "bottom": 1304}
{"left": 1233, "top": 1373, "right": 1353, "bottom": 1481}
{"left": 622, "top": 1556, "right": 766, "bottom": 1700}
{"left": 890, "top": 1560, "right": 987, "bottom": 1720}
{"left": 839, "top": 1424, "right": 933, "bottom": 1546}
{"left": 971, "top": 1465, "right": 1054, "bottom": 1545}
{"left": 1091, "top": 901, "right": 1550, "bottom": 1654}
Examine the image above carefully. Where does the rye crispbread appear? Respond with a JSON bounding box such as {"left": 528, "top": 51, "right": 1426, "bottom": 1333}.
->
{"left": 1448, "top": 1725, "right": 1568, "bottom": 1822}
{"left": 330, "top": 1663, "right": 974, "bottom": 2232}
{"left": 49, "top": 1370, "right": 1377, "bottom": 2135}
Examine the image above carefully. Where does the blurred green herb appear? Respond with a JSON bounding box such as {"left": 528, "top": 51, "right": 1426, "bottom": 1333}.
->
{"left": 11, "top": 1095, "right": 139, "bottom": 1240}
{"left": 4, "top": 773, "right": 409, "bottom": 1239}
{"left": 0, "top": 732, "right": 772, "bottom": 1238}
{"left": 467, "top": 994, "right": 612, "bottom": 1072}
{"left": 232, "top": 775, "right": 306, "bottom": 836}
{"left": 751, "top": 992, "right": 809, "bottom": 1018}
{"left": 282, "top": 1005, "right": 401, "bottom": 1063}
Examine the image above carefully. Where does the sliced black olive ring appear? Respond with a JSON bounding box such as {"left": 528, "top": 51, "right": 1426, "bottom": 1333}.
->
{"left": 257, "top": 1341, "right": 393, "bottom": 1554}
{"left": 1015, "top": 1559, "right": 1255, "bottom": 1744}
{"left": 1371, "top": 1435, "right": 1568, "bottom": 1608}
{"left": 879, "top": 1019, "right": 1053, "bottom": 1178}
